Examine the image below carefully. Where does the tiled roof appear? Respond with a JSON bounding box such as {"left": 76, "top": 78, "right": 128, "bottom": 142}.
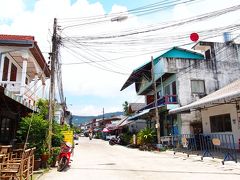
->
{"left": 0, "top": 34, "right": 34, "bottom": 41}
{"left": 129, "top": 103, "right": 146, "bottom": 112}
{"left": 0, "top": 34, "right": 50, "bottom": 77}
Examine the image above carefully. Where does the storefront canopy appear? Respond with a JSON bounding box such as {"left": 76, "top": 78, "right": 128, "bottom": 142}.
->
{"left": 128, "top": 109, "right": 152, "bottom": 121}
{"left": 169, "top": 79, "right": 240, "bottom": 114}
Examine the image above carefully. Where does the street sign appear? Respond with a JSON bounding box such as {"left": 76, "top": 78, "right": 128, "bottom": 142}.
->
{"left": 62, "top": 130, "right": 74, "bottom": 146}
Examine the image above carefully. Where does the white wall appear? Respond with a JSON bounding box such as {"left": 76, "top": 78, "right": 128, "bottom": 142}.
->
{"left": 201, "top": 104, "right": 240, "bottom": 147}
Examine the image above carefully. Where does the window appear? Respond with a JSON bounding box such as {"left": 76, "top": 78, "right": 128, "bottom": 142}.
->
{"left": 10, "top": 63, "right": 17, "bottom": 81}
{"left": 0, "top": 117, "right": 11, "bottom": 142}
{"left": 210, "top": 114, "right": 232, "bottom": 133}
{"left": 2, "top": 57, "right": 9, "bottom": 81}
{"left": 191, "top": 80, "right": 205, "bottom": 94}
{"left": 164, "top": 84, "right": 171, "bottom": 95}
{"left": 164, "top": 81, "right": 176, "bottom": 95}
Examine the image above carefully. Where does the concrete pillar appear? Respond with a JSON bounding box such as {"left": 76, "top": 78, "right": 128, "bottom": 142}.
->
{"left": 20, "top": 60, "right": 27, "bottom": 95}
{"left": 0, "top": 53, "right": 5, "bottom": 81}
{"left": 181, "top": 121, "right": 191, "bottom": 134}
{"left": 7, "top": 59, "right": 12, "bottom": 82}
{"left": 42, "top": 84, "right": 46, "bottom": 98}
{"left": 33, "top": 74, "right": 38, "bottom": 102}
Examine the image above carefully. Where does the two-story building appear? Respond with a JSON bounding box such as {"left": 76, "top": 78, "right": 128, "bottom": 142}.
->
{"left": 0, "top": 34, "right": 50, "bottom": 144}
{"left": 121, "top": 41, "right": 240, "bottom": 137}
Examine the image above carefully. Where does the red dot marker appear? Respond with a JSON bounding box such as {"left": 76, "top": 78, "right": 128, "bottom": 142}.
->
{"left": 190, "top": 32, "right": 199, "bottom": 42}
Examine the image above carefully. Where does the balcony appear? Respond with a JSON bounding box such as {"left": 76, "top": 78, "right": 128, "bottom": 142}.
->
{"left": 138, "top": 95, "right": 178, "bottom": 112}
{"left": 0, "top": 81, "right": 37, "bottom": 110}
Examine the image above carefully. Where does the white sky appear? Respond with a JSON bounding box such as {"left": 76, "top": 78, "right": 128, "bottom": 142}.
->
{"left": 0, "top": 0, "right": 240, "bottom": 116}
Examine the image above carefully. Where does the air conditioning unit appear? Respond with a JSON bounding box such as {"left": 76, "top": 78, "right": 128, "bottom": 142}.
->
{"left": 192, "top": 93, "right": 200, "bottom": 101}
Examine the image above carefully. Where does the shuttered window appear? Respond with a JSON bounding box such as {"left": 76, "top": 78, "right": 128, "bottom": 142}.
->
{"left": 2, "top": 57, "right": 9, "bottom": 81}
{"left": 10, "top": 63, "right": 17, "bottom": 81}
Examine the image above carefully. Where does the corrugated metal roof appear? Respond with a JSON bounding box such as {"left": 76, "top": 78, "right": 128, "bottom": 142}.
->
{"left": 160, "top": 47, "right": 204, "bottom": 60}
{"left": 120, "top": 62, "right": 151, "bottom": 91}
{"left": 169, "top": 79, "right": 240, "bottom": 114}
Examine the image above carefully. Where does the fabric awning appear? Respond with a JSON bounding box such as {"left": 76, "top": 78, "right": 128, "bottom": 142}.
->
{"left": 169, "top": 79, "right": 240, "bottom": 114}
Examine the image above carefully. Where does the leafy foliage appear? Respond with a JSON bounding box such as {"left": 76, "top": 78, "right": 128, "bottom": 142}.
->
{"left": 52, "top": 122, "right": 64, "bottom": 147}
{"left": 137, "top": 128, "right": 156, "bottom": 145}
{"left": 17, "top": 114, "right": 49, "bottom": 159}
{"left": 36, "top": 99, "right": 49, "bottom": 118}
{"left": 122, "top": 101, "right": 130, "bottom": 116}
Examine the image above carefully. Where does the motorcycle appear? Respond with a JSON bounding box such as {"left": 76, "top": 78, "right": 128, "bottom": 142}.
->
{"left": 109, "top": 136, "right": 122, "bottom": 145}
{"left": 57, "top": 142, "right": 72, "bottom": 172}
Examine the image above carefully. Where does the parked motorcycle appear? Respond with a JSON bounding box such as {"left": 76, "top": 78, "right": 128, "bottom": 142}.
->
{"left": 109, "top": 136, "right": 122, "bottom": 145}
{"left": 57, "top": 142, "right": 72, "bottom": 172}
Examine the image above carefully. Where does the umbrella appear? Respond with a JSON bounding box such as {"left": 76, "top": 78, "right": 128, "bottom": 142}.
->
{"left": 102, "top": 128, "right": 110, "bottom": 133}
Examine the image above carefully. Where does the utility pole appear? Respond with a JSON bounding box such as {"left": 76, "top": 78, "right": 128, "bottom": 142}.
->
{"left": 48, "top": 18, "right": 57, "bottom": 152}
{"left": 103, "top": 108, "right": 105, "bottom": 121}
{"left": 151, "top": 56, "right": 161, "bottom": 145}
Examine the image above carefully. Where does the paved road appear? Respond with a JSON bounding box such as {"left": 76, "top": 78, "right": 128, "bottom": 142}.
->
{"left": 40, "top": 137, "right": 240, "bottom": 180}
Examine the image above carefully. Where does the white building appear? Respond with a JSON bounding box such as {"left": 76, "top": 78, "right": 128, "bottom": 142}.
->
{"left": 0, "top": 34, "right": 50, "bottom": 144}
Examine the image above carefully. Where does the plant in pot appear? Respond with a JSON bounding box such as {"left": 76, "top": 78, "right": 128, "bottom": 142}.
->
{"left": 41, "top": 144, "right": 50, "bottom": 161}
{"left": 48, "top": 147, "right": 61, "bottom": 167}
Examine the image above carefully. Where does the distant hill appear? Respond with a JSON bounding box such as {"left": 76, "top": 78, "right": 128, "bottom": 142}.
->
{"left": 71, "top": 111, "right": 123, "bottom": 125}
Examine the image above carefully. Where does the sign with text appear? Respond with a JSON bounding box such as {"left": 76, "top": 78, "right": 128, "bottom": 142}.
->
{"left": 62, "top": 130, "right": 74, "bottom": 146}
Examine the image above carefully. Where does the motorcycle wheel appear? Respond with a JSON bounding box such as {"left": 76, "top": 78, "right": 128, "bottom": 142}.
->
{"left": 109, "top": 140, "right": 115, "bottom": 145}
{"left": 57, "top": 156, "right": 68, "bottom": 172}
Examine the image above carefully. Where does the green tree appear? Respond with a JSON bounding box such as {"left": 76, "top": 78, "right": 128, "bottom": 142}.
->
{"left": 122, "top": 101, "right": 130, "bottom": 116}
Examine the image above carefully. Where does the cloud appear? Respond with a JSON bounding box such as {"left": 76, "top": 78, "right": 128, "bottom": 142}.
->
{"left": 1, "top": 0, "right": 239, "bottom": 115}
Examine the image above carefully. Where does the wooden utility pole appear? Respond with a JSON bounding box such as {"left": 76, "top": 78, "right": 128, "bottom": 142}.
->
{"left": 151, "top": 56, "right": 161, "bottom": 144}
{"left": 48, "top": 18, "right": 57, "bottom": 152}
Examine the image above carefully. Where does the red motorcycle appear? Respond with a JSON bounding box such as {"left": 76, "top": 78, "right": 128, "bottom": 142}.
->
{"left": 57, "top": 142, "right": 72, "bottom": 171}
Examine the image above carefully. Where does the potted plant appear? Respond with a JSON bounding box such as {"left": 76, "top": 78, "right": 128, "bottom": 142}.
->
{"left": 48, "top": 147, "right": 61, "bottom": 167}
{"left": 41, "top": 144, "right": 50, "bottom": 161}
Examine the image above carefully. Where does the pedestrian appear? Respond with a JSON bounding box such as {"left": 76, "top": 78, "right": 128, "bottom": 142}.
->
{"left": 89, "top": 128, "right": 93, "bottom": 140}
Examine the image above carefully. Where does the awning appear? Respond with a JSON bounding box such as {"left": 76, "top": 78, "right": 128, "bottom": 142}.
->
{"left": 102, "top": 128, "right": 111, "bottom": 133}
{"left": 128, "top": 109, "right": 152, "bottom": 121}
{"left": 169, "top": 79, "right": 240, "bottom": 114}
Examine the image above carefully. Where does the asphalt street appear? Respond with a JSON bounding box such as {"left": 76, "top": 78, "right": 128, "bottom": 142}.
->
{"left": 39, "top": 137, "right": 240, "bottom": 180}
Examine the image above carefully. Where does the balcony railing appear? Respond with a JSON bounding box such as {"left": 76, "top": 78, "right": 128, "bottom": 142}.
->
{"left": 138, "top": 95, "right": 178, "bottom": 112}
{"left": 0, "top": 81, "right": 21, "bottom": 92}
{"left": 0, "top": 81, "right": 37, "bottom": 108}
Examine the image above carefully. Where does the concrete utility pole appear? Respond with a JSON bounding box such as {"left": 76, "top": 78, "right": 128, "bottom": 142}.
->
{"left": 151, "top": 56, "right": 161, "bottom": 145}
{"left": 48, "top": 18, "right": 57, "bottom": 152}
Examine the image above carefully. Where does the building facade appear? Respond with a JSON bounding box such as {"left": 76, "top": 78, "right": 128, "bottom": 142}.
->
{"left": 121, "top": 41, "right": 240, "bottom": 137}
{"left": 0, "top": 34, "right": 50, "bottom": 144}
